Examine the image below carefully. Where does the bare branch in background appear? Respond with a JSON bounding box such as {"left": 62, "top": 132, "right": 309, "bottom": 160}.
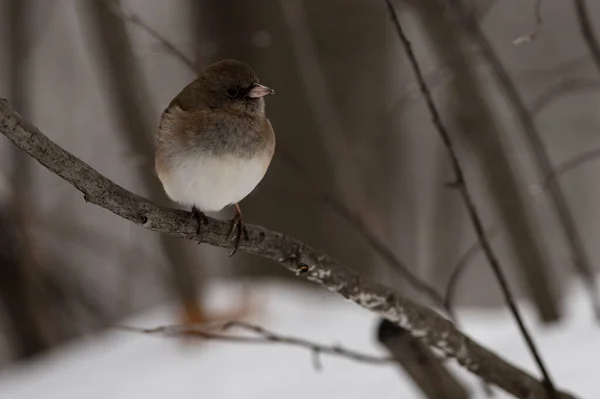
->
{"left": 571, "top": 0, "right": 600, "bottom": 75}
{"left": 384, "top": 0, "right": 503, "bottom": 119}
{"left": 116, "top": 321, "right": 393, "bottom": 368}
{"left": 530, "top": 78, "right": 600, "bottom": 115}
{"left": 550, "top": 148, "right": 600, "bottom": 182}
{"left": 444, "top": 226, "right": 500, "bottom": 309}
{"left": 0, "top": 99, "right": 579, "bottom": 399}
{"left": 445, "top": 0, "right": 600, "bottom": 323}
{"left": 387, "top": 65, "right": 453, "bottom": 117}
{"left": 383, "top": 1, "right": 559, "bottom": 397}
{"left": 103, "top": 0, "right": 199, "bottom": 73}
{"left": 386, "top": 53, "right": 594, "bottom": 130}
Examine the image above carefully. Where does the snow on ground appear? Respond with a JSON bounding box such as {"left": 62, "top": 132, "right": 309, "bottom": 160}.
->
{"left": 0, "top": 278, "right": 598, "bottom": 399}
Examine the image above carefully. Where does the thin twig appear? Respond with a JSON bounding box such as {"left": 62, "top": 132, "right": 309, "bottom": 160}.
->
{"left": 530, "top": 78, "right": 600, "bottom": 115}
{"left": 387, "top": 54, "right": 593, "bottom": 126}
{"left": 0, "top": 98, "right": 578, "bottom": 398}
{"left": 445, "top": 0, "right": 600, "bottom": 324}
{"left": 383, "top": 1, "right": 559, "bottom": 397}
{"left": 103, "top": 0, "right": 199, "bottom": 73}
{"left": 572, "top": 0, "right": 600, "bottom": 75}
{"left": 444, "top": 226, "right": 500, "bottom": 310}
{"left": 114, "top": 321, "right": 393, "bottom": 367}
{"left": 550, "top": 148, "right": 600, "bottom": 181}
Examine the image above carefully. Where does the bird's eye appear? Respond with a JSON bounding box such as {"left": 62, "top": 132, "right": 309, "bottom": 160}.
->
{"left": 226, "top": 88, "right": 239, "bottom": 98}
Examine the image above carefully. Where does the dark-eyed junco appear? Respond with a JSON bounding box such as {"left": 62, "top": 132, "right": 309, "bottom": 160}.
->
{"left": 155, "top": 59, "right": 275, "bottom": 255}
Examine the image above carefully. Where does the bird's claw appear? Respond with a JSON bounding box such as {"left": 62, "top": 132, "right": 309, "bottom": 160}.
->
{"left": 227, "top": 213, "right": 248, "bottom": 256}
{"left": 191, "top": 206, "right": 209, "bottom": 244}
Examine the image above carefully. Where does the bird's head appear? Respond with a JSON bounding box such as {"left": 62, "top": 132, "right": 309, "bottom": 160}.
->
{"left": 172, "top": 59, "right": 274, "bottom": 118}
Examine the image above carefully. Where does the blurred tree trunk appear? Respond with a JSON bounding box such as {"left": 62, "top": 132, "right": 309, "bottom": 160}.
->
{"left": 77, "top": 0, "right": 204, "bottom": 325}
{"left": 0, "top": 0, "right": 58, "bottom": 359}
{"left": 0, "top": 207, "right": 52, "bottom": 359}
{"left": 190, "top": 0, "right": 387, "bottom": 279}
{"left": 429, "top": 147, "right": 467, "bottom": 291}
{"left": 408, "top": 0, "right": 561, "bottom": 322}
{"left": 285, "top": 0, "right": 398, "bottom": 283}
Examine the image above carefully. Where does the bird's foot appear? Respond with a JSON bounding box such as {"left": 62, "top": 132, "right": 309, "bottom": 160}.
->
{"left": 191, "top": 206, "right": 209, "bottom": 244}
{"left": 227, "top": 204, "right": 249, "bottom": 257}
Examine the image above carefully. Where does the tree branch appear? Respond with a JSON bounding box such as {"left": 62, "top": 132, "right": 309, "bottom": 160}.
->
{"left": 444, "top": 225, "right": 500, "bottom": 310}
{"left": 116, "top": 320, "right": 393, "bottom": 368}
{"left": 103, "top": 0, "right": 199, "bottom": 72}
{"left": 571, "top": 0, "right": 600, "bottom": 75}
{"left": 530, "top": 78, "right": 600, "bottom": 116}
{"left": 0, "top": 99, "right": 578, "bottom": 398}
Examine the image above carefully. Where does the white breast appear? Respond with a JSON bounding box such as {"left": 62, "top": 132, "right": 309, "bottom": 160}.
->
{"left": 158, "top": 153, "right": 270, "bottom": 212}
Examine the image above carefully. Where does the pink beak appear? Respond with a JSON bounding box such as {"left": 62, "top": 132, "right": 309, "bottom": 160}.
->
{"left": 248, "top": 83, "right": 274, "bottom": 98}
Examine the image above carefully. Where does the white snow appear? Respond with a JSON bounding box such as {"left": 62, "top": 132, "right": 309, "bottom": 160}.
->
{"left": 0, "top": 278, "right": 598, "bottom": 399}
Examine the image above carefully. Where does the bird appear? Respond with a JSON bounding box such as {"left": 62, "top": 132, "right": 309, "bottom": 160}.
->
{"left": 155, "top": 59, "right": 275, "bottom": 256}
